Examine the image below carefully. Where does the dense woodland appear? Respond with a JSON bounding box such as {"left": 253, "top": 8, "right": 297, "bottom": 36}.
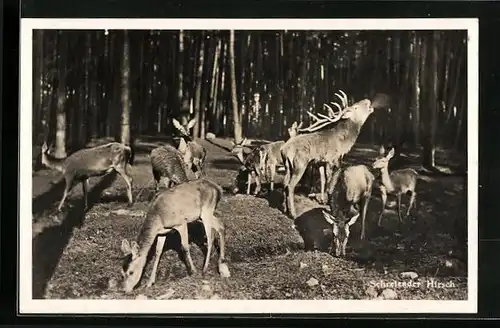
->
{"left": 32, "top": 29, "right": 467, "bottom": 167}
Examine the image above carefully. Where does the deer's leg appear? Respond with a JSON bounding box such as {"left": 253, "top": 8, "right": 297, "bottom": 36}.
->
{"left": 176, "top": 223, "right": 197, "bottom": 275}
{"left": 58, "top": 176, "right": 75, "bottom": 212}
{"left": 407, "top": 191, "right": 417, "bottom": 216}
{"left": 146, "top": 235, "right": 166, "bottom": 287}
{"left": 397, "top": 193, "right": 403, "bottom": 223}
{"left": 360, "top": 193, "right": 371, "bottom": 240}
{"left": 115, "top": 166, "right": 133, "bottom": 205}
{"left": 211, "top": 215, "right": 230, "bottom": 277}
{"left": 286, "top": 163, "right": 308, "bottom": 219}
{"left": 269, "top": 164, "right": 276, "bottom": 192}
{"left": 317, "top": 165, "right": 326, "bottom": 204}
{"left": 152, "top": 169, "right": 161, "bottom": 193}
{"left": 253, "top": 170, "right": 262, "bottom": 196}
{"left": 201, "top": 213, "right": 213, "bottom": 275}
{"left": 81, "top": 178, "right": 89, "bottom": 211}
{"left": 246, "top": 171, "right": 253, "bottom": 195}
{"left": 377, "top": 187, "right": 387, "bottom": 227}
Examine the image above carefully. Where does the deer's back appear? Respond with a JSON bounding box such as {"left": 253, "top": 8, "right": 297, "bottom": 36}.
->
{"left": 64, "top": 142, "right": 129, "bottom": 177}
{"left": 389, "top": 168, "right": 418, "bottom": 191}
{"left": 262, "top": 141, "right": 285, "bottom": 165}
{"left": 281, "top": 122, "right": 361, "bottom": 165}
{"left": 150, "top": 145, "right": 189, "bottom": 183}
{"left": 342, "top": 165, "right": 374, "bottom": 203}
{"left": 150, "top": 178, "right": 223, "bottom": 227}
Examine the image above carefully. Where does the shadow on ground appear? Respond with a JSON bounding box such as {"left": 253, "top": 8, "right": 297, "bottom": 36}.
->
{"left": 32, "top": 173, "right": 119, "bottom": 299}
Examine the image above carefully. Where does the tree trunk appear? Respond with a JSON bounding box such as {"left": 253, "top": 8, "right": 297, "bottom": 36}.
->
{"left": 410, "top": 32, "right": 420, "bottom": 148}
{"left": 193, "top": 32, "right": 205, "bottom": 139}
{"left": 54, "top": 32, "right": 68, "bottom": 158}
{"left": 178, "top": 30, "right": 184, "bottom": 113}
{"left": 120, "top": 30, "right": 131, "bottom": 145}
{"left": 33, "top": 30, "right": 44, "bottom": 144}
{"left": 423, "top": 31, "right": 439, "bottom": 168}
{"left": 210, "top": 38, "right": 222, "bottom": 134}
{"left": 229, "top": 30, "right": 242, "bottom": 143}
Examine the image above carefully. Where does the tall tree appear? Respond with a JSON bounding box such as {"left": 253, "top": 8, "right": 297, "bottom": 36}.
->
{"left": 230, "top": 30, "right": 242, "bottom": 143}
{"left": 423, "top": 31, "right": 439, "bottom": 168}
{"left": 410, "top": 32, "right": 421, "bottom": 147}
{"left": 33, "top": 30, "right": 45, "bottom": 144}
{"left": 120, "top": 30, "right": 131, "bottom": 145}
{"left": 177, "top": 30, "right": 184, "bottom": 113}
{"left": 54, "top": 31, "right": 68, "bottom": 158}
{"left": 193, "top": 32, "right": 205, "bottom": 139}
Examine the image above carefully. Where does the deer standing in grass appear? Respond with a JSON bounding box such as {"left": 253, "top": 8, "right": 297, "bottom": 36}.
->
{"left": 172, "top": 117, "right": 207, "bottom": 178}
{"left": 150, "top": 138, "right": 197, "bottom": 192}
{"left": 281, "top": 90, "right": 376, "bottom": 219}
{"left": 324, "top": 164, "right": 375, "bottom": 243}
{"left": 40, "top": 142, "right": 134, "bottom": 212}
{"left": 120, "top": 178, "right": 230, "bottom": 293}
{"left": 230, "top": 138, "right": 263, "bottom": 195}
{"left": 372, "top": 146, "right": 418, "bottom": 225}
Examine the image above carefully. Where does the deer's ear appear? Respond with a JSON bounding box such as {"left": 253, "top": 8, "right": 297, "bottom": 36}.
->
{"left": 187, "top": 118, "right": 197, "bottom": 129}
{"left": 387, "top": 147, "right": 395, "bottom": 160}
{"left": 379, "top": 145, "right": 385, "bottom": 155}
{"left": 291, "top": 121, "right": 298, "bottom": 129}
{"left": 322, "top": 210, "right": 336, "bottom": 225}
{"left": 347, "top": 212, "right": 360, "bottom": 227}
{"left": 130, "top": 241, "right": 140, "bottom": 257}
{"left": 242, "top": 138, "right": 249, "bottom": 146}
{"left": 178, "top": 138, "right": 188, "bottom": 153}
{"left": 341, "top": 109, "right": 353, "bottom": 119}
{"left": 230, "top": 140, "right": 235, "bottom": 147}
{"left": 121, "top": 239, "right": 131, "bottom": 256}
{"left": 172, "top": 119, "right": 183, "bottom": 131}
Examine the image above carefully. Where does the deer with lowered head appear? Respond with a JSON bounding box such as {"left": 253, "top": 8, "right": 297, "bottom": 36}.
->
{"left": 40, "top": 142, "right": 134, "bottom": 212}
{"left": 280, "top": 90, "right": 377, "bottom": 219}
{"left": 372, "top": 146, "right": 418, "bottom": 225}
{"left": 172, "top": 117, "right": 207, "bottom": 179}
{"left": 120, "top": 177, "right": 230, "bottom": 293}
{"left": 325, "top": 164, "right": 375, "bottom": 242}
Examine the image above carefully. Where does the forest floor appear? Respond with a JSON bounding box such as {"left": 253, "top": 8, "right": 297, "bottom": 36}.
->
{"left": 31, "top": 136, "right": 468, "bottom": 301}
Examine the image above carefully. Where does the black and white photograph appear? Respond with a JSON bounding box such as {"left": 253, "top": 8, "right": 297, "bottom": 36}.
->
{"left": 20, "top": 18, "right": 478, "bottom": 314}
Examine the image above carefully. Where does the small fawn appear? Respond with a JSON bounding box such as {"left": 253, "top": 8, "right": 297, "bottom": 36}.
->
{"left": 40, "top": 142, "right": 133, "bottom": 212}
{"left": 372, "top": 146, "right": 418, "bottom": 225}
{"left": 325, "top": 164, "right": 375, "bottom": 243}
{"left": 120, "top": 178, "right": 230, "bottom": 293}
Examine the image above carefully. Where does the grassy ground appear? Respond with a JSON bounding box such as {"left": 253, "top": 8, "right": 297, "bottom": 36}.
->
{"left": 31, "top": 137, "right": 468, "bottom": 300}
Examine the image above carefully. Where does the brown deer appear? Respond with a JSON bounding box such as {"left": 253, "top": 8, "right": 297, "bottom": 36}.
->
{"left": 230, "top": 138, "right": 263, "bottom": 195}
{"left": 150, "top": 138, "right": 196, "bottom": 192}
{"left": 172, "top": 117, "right": 207, "bottom": 179}
{"left": 40, "top": 142, "right": 133, "bottom": 212}
{"left": 120, "top": 178, "right": 230, "bottom": 293}
{"left": 258, "top": 121, "right": 303, "bottom": 193}
{"left": 281, "top": 90, "right": 376, "bottom": 218}
{"left": 372, "top": 146, "right": 418, "bottom": 225}
{"left": 325, "top": 164, "right": 375, "bottom": 242}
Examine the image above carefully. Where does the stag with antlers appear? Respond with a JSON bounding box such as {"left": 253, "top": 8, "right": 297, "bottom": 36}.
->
{"left": 280, "top": 90, "right": 376, "bottom": 219}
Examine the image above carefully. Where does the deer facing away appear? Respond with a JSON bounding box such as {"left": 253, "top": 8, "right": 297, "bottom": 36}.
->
{"left": 40, "top": 142, "right": 133, "bottom": 212}
{"left": 372, "top": 146, "right": 418, "bottom": 225}
{"left": 172, "top": 118, "right": 207, "bottom": 179}
{"left": 120, "top": 178, "right": 230, "bottom": 293}
{"left": 281, "top": 91, "right": 376, "bottom": 219}
{"left": 150, "top": 138, "right": 197, "bottom": 192}
{"left": 325, "top": 164, "right": 375, "bottom": 244}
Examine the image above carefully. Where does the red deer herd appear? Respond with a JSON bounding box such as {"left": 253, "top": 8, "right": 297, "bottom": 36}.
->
{"left": 39, "top": 90, "right": 422, "bottom": 293}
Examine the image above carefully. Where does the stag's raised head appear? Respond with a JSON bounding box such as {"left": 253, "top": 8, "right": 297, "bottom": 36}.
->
{"left": 322, "top": 208, "right": 360, "bottom": 257}
{"left": 120, "top": 239, "right": 143, "bottom": 293}
{"left": 372, "top": 146, "right": 395, "bottom": 170}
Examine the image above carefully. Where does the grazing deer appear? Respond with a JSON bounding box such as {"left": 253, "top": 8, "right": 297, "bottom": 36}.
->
{"left": 281, "top": 90, "right": 376, "bottom": 218}
{"left": 372, "top": 146, "right": 418, "bottom": 225}
{"left": 172, "top": 117, "right": 207, "bottom": 179}
{"left": 326, "top": 164, "right": 375, "bottom": 241}
{"left": 150, "top": 138, "right": 196, "bottom": 192}
{"left": 120, "top": 178, "right": 230, "bottom": 293}
{"left": 40, "top": 142, "right": 133, "bottom": 212}
{"left": 230, "top": 138, "right": 263, "bottom": 195}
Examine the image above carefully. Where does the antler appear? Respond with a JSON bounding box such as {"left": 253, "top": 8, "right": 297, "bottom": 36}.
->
{"left": 298, "top": 90, "right": 350, "bottom": 133}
